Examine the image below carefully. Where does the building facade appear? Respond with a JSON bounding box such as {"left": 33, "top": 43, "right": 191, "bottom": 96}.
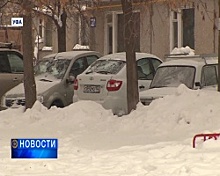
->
{"left": 87, "top": 0, "right": 218, "bottom": 59}
{"left": 0, "top": 0, "right": 218, "bottom": 61}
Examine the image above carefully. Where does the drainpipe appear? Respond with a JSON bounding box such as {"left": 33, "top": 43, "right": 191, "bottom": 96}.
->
{"left": 149, "top": 3, "right": 153, "bottom": 53}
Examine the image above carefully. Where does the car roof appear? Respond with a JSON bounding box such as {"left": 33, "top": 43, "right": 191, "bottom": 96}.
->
{"left": 42, "top": 53, "right": 57, "bottom": 59}
{"left": 0, "top": 42, "right": 22, "bottom": 53}
{"left": 0, "top": 48, "right": 22, "bottom": 54}
{"left": 98, "top": 52, "right": 162, "bottom": 61}
{"left": 161, "top": 55, "right": 218, "bottom": 67}
{"left": 55, "top": 50, "right": 101, "bottom": 60}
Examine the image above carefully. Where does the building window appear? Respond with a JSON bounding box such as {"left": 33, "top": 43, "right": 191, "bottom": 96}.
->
{"left": 104, "top": 11, "right": 140, "bottom": 54}
{"left": 170, "top": 8, "right": 194, "bottom": 51}
{"left": 39, "top": 19, "right": 43, "bottom": 38}
{"left": 45, "top": 20, "right": 52, "bottom": 46}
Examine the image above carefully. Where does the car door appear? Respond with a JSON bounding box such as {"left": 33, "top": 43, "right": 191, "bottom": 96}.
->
{"left": 0, "top": 51, "right": 23, "bottom": 100}
{"left": 65, "top": 54, "right": 100, "bottom": 104}
{"left": 64, "top": 57, "right": 88, "bottom": 105}
{"left": 137, "top": 58, "right": 157, "bottom": 91}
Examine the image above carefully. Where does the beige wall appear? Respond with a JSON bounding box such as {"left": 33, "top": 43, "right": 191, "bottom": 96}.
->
{"left": 90, "top": 4, "right": 171, "bottom": 60}
{"left": 140, "top": 3, "right": 170, "bottom": 60}
{"left": 90, "top": 11, "right": 105, "bottom": 54}
{"left": 194, "top": 0, "right": 217, "bottom": 54}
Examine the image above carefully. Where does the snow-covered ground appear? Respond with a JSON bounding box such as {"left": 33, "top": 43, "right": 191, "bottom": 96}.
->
{"left": 1, "top": 84, "right": 220, "bottom": 175}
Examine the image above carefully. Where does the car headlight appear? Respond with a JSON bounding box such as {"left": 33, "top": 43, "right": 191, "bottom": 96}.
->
{"left": 37, "top": 95, "right": 44, "bottom": 103}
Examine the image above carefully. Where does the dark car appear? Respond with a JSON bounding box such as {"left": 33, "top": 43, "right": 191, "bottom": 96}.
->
{"left": 0, "top": 43, "right": 24, "bottom": 110}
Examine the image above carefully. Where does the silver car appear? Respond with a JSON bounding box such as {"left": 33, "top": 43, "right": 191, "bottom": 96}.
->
{"left": 4, "top": 50, "right": 101, "bottom": 108}
{"left": 140, "top": 54, "right": 218, "bottom": 105}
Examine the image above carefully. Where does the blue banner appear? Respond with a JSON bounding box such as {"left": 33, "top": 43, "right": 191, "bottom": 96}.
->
{"left": 11, "top": 138, "right": 58, "bottom": 159}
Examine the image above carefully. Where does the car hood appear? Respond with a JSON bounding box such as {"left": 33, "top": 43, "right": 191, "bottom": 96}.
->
{"left": 139, "top": 87, "right": 178, "bottom": 99}
{"left": 5, "top": 79, "right": 60, "bottom": 97}
{"left": 139, "top": 84, "right": 218, "bottom": 101}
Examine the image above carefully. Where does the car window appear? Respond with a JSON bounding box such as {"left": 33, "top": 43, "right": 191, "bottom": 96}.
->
{"left": 201, "top": 65, "right": 218, "bottom": 86}
{"left": 137, "top": 58, "right": 154, "bottom": 80}
{"left": 86, "top": 59, "right": 125, "bottom": 74}
{"left": 0, "top": 53, "right": 11, "bottom": 73}
{"left": 8, "top": 53, "right": 24, "bottom": 73}
{"left": 35, "top": 59, "right": 70, "bottom": 80}
{"left": 69, "top": 57, "right": 86, "bottom": 78}
{"left": 151, "top": 58, "right": 162, "bottom": 70}
{"left": 86, "top": 55, "right": 99, "bottom": 66}
{"left": 150, "top": 66, "right": 196, "bottom": 89}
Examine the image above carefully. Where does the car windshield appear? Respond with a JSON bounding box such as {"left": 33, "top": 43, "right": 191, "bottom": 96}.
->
{"left": 34, "top": 59, "right": 70, "bottom": 79}
{"left": 150, "top": 66, "right": 196, "bottom": 89}
{"left": 86, "top": 59, "right": 125, "bottom": 74}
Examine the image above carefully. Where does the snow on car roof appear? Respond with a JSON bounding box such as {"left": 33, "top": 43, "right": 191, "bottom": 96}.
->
{"left": 161, "top": 56, "right": 217, "bottom": 67}
{"left": 55, "top": 50, "right": 100, "bottom": 60}
{"left": 98, "top": 52, "right": 161, "bottom": 61}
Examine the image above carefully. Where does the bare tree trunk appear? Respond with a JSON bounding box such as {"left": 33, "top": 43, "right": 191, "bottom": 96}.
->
{"left": 121, "top": 0, "right": 139, "bottom": 114}
{"left": 22, "top": 1, "right": 36, "bottom": 109}
{"left": 218, "top": 0, "right": 220, "bottom": 91}
{"left": 57, "top": 9, "right": 67, "bottom": 52}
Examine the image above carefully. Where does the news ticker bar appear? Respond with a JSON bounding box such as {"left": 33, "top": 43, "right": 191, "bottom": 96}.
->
{"left": 11, "top": 138, "right": 58, "bottom": 159}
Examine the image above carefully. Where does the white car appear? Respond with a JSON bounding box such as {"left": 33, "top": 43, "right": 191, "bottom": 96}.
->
{"left": 140, "top": 54, "right": 218, "bottom": 105}
{"left": 73, "top": 52, "right": 162, "bottom": 115}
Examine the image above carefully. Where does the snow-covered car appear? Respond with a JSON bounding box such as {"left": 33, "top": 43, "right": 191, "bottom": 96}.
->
{"left": 140, "top": 54, "right": 218, "bottom": 105}
{"left": 4, "top": 50, "right": 101, "bottom": 109}
{"left": 73, "top": 52, "right": 162, "bottom": 115}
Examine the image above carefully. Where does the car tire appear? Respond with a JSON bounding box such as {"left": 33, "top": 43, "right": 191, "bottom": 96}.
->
{"left": 50, "top": 100, "right": 64, "bottom": 108}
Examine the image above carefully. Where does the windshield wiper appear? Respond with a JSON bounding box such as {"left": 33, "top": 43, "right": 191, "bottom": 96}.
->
{"left": 39, "top": 78, "right": 53, "bottom": 82}
{"left": 85, "top": 70, "right": 93, "bottom": 74}
{"left": 150, "top": 85, "right": 167, "bottom": 89}
{"left": 96, "top": 70, "right": 112, "bottom": 74}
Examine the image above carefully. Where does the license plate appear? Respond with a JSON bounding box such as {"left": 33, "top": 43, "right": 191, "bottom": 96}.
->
{"left": 83, "top": 85, "right": 101, "bottom": 93}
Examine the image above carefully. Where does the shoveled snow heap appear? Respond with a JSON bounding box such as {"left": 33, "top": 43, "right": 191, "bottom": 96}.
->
{"left": 1, "top": 84, "right": 220, "bottom": 175}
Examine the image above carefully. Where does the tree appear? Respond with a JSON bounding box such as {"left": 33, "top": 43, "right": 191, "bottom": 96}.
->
{"left": 33, "top": 0, "right": 88, "bottom": 52}
{"left": 21, "top": 0, "right": 36, "bottom": 109}
{"left": 121, "top": 0, "right": 139, "bottom": 114}
{"left": 33, "top": 0, "right": 68, "bottom": 52}
{"left": 218, "top": 0, "right": 220, "bottom": 91}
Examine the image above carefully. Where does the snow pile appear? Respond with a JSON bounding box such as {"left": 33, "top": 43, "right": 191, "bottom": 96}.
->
{"left": 1, "top": 85, "right": 220, "bottom": 175}
{"left": 73, "top": 44, "right": 89, "bottom": 50}
{"left": 42, "top": 46, "right": 53, "bottom": 51}
{"left": 171, "top": 46, "right": 195, "bottom": 55}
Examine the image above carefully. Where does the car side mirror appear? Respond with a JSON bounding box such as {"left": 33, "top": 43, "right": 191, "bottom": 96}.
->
{"left": 66, "top": 75, "right": 75, "bottom": 84}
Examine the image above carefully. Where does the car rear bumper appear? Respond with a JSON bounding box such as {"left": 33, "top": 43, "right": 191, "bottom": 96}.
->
{"left": 73, "top": 94, "right": 127, "bottom": 115}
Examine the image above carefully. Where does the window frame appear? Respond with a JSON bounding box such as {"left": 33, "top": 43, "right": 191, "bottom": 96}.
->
{"left": 170, "top": 7, "right": 195, "bottom": 52}
{"left": 104, "top": 10, "right": 140, "bottom": 55}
